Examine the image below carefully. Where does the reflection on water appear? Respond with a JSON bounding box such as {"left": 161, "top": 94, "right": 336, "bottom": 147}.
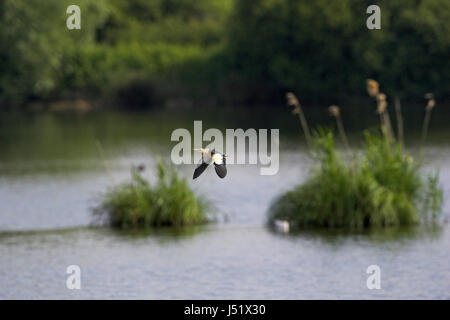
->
{"left": 0, "top": 107, "right": 449, "bottom": 299}
{"left": 0, "top": 225, "right": 449, "bottom": 299}
{"left": 270, "top": 224, "right": 445, "bottom": 246}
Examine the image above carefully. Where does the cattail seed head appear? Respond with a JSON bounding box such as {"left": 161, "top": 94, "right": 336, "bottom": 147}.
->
{"left": 286, "top": 92, "right": 299, "bottom": 106}
{"left": 426, "top": 99, "right": 436, "bottom": 110}
{"left": 286, "top": 92, "right": 301, "bottom": 114}
{"left": 425, "top": 93, "right": 436, "bottom": 111}
{"left": 366, "top": 79, "right": 379, "bottom": 97}
{"left": 377, "top": 93, "right": 386, "bottom": 102}
{"left": 329, "top": 105, "right": 340, "bottom": 117}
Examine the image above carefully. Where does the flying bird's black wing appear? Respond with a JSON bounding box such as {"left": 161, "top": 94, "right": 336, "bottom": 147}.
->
{"left": 193, "top": 162, "right": 208, "bottom": 179}
{"left": 193, "top": 154, "right": 211, "bottom": 179}
{"left": 214, "top": 162, "right": 227, "bottom": 178}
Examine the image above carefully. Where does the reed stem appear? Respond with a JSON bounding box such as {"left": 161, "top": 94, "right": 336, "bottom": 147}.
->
{"left": 336, "top": 115, "right": 350, "bottom": 150}
{"left": 394, "top": 96, "right": 404, "bottom": 144}
{"left": 421, "top": 94, "right": 436, "bottom": 147}
{"left": 383, "top": 111, "right": 394, "bottom": 142}
{"left": 95, "top": 140, "right": 115, "bottom": 183}
{"left": 421, "top": 108, "right": 432, "bottom": 146}
{"left": 286, "top": 93, "right": 312, "bottom": 150}
{"left": 297, "top": 108, "right": 312, "bottom": 149}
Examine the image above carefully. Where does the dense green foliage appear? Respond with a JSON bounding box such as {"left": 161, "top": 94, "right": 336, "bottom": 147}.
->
{"left": 94, "top": 161, "right": 210, "bottom": 229}
{"left": 0, "top": 0, "right": 109, "bottom": 106}
{"left": 228, "top": 0, "right": 450, "bottom": 102}
{"left": 268, "top": 131, "right": 443, "bottom": 229}
{"left": 1, "top": 0, "right": 449, "bottom": 108}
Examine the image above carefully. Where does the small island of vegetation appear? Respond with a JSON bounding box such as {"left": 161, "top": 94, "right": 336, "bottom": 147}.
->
{"left": 268, "top": 82, "right": 443, "bottom": 230}
{"left": 93, "top": 161, "right": 210, "bottom": 229}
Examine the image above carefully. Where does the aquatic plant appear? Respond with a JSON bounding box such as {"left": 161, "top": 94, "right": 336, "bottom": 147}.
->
{"left": 270, "top": 83, "right": 443, "bottom": 230}
{"left": 268, "top": 131, "right": 443, "bottom": 229}
{"left": 366, "top": 79, "right": 395, "bottom": 141}
{"left": 328, "top": 105, "right": 350, "bottom": 150}
{"left": 286, "top": 92, "right": 312, "bottom": 149}
{"left": 421, "top": 93, "right": 437, "bottom": 146}
{"left": 93, "top": 161, "right": 210, "bottom": 229}
{"left": 394, "top": 96, "right": 404, "bottom": 144}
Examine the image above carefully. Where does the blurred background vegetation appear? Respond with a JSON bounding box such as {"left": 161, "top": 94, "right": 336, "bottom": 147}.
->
{"left": 0, "top": 0, "right": 449, "bottom": 110}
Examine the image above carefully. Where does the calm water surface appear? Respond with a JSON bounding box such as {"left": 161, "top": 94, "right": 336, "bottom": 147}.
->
{"left": 0, "top": 107, "right": 449, "bottom": 299}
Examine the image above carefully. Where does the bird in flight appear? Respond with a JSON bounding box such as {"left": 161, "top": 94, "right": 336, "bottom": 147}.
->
{"left": 193, "top": 148, "right": 227, "bottom": 179}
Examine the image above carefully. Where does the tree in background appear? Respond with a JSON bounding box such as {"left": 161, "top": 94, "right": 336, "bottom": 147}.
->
{"left": 227, "top": 0, "right": 450, "bottom": 102}
{"left": 0, "top": 0, "right": 448, "bottom": 109}
{"left": 0, "top": 0, "right": 108, "bottom": 107}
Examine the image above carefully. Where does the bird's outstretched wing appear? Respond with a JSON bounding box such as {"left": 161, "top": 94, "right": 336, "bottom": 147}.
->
{"left": 193, "top": 155, "right": 211, "bottom": 179}
{"left": 214, "top": 161, "right": 227, "bottom": 179}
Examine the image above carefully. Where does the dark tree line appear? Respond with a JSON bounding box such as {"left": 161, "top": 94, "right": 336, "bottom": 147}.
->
{"left": 0, "top": 0, "right": 448, "bottom": 109}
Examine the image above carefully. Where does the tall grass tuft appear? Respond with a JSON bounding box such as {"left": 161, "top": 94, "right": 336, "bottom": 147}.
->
{"left": 93, "top": 161, "right": 210, "bottom": 229}
{"left": 268, "top": 131, "right": 443, "bottom": 229}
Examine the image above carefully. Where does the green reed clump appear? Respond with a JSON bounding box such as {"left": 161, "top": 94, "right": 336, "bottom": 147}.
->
{"left": 268, "top": 130, "right": 443, "bottom": 229}
{"left": 94, "top": 161, "right": 210, "bottom": 229}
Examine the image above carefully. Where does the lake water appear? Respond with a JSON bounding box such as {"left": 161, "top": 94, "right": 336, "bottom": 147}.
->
{"left": 0, "top": 106, "right": 449, "bottom": 299}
